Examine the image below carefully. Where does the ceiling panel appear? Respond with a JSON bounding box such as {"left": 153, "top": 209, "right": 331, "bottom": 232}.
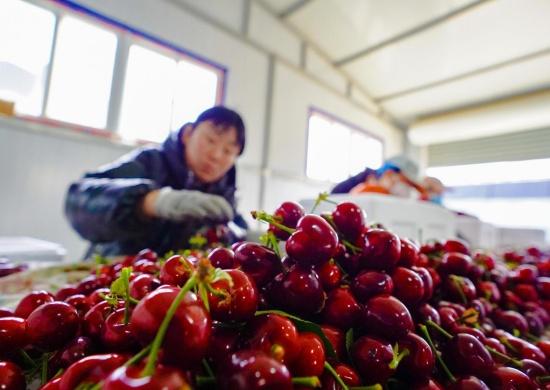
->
{"left": 285, "top": 0, "right": 476, "bottom": 61}
{"left": 261, "top": 0, "right": 306, "bottom": 15}
{"left": 341, "top": 0, "right": 550, "bottom": 99}
{"left": 381, "top": 52, "right": 550, "bottom": 122}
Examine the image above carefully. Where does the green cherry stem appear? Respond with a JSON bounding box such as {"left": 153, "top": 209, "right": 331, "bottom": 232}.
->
{"left": 324, "top": 361, "right": 349, "bottom": 390}
{"left": 251, "top": 210, "right": 295, "bottom": 235}
{"left": 485, "top": 346, "right": 522, "bottom": 368}
{"left": 196, "top": 376, "right": 217, "bottom": 386}
{"left": 291, "top": 376, "right": 321, "bottom": 387}
{"left": 419, "top": 324, "right": 456, "bottom": 383}
{"left": 142, "top": 272, "right": 198, "bottom": 377}
{"left": 426, "top": 319, "right": 453, "bottom": 340}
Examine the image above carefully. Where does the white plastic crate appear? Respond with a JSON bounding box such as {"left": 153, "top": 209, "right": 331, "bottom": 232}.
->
{"left": 456, "top": 215, "right": 499, "bottom": 249}
{"left": 0, "top": 236, "right": 66, "bottom": 264}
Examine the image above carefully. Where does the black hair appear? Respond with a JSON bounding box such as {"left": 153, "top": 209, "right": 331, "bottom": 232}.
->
{"left": 193, "top": 106, "right": 246, "bottom": 155}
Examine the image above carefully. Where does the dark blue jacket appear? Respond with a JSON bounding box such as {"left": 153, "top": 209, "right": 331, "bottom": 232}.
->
{"left": 331, "top": 167, "right": 377, "bottom": 194}
{"left": 65, "top": 128, "right": 246, "bottom": 258}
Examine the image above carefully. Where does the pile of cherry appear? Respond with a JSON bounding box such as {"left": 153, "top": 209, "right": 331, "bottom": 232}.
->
{"left": 2, "top": 199, "right": 550, "bottom": 389}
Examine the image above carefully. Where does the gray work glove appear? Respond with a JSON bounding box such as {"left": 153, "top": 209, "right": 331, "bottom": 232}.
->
{"left": 154, "top": 187, "right": 234, "bottom": 223}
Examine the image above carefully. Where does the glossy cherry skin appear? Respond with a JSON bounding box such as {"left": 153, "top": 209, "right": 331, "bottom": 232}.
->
{"left": 484, "top": 366, "right": 538, "bottom": 390}
{"left": 57, "top": 336, "right": 95, "bottom": 369}
{"left": 476, "top": 281, "right": 501, "bottom": 304}
{"left": 234, "top": 243, "right": 281, "bottom": 287}
{"left": 445, "top": 275, "right": 477, "bottom": 303}
{"left": 438, "top": 307, "right": 460, "bottom": 332}
{"left": 77, "top": 274, "right": 111, "bottom": 296}
{"left": 320, "top": 363, "right": 361, "bottom": 389}
{"left": 398, "top": 238, "right": 420, "bottom": 268}
{"left": 413, "top": 266, "right": 434, "bottom": 301}
{"left": 351, "top": 270, "right": 394, "bottom": 303}
{"left": 14, "top": 290, "right": 54, "bottom": 318}
{"left": 219, "top": 350, "right": 292, "bottom": 390}
{"left": 59, "top": 353, "right": 127, "bottom": 390}
{"left": 207, "top": 269, "right": 258, "bottom": 322}
{"left": 332, "top": 201, "right": 365, "bottom": 240}
{"left": 392, "top": 267, "right": 425, "bottom": 308}
{"left": 159, "top": 255, "right": 194, "bottom": 287}
{"left": 439, "top": 253, "right": 473, "bottom": 276}
{"left": 102, "top": 364, "right": 190, "bottom": 390}
{"left": 473, "top": 252, "right": 495, "bottom": 271}
{"left": 101, "top": 308, "right": 136, "bottom": 351}
{"left": 398, "top": 332, "right": 435, "bottom": 379}
{"left": 514, "top": 283, "right": 539, "bottom": 302}
{"left": 88, "top": 287, "right": 111, "bottom": 305}
{"left": 291, "top": 332, "right": 325, "bottom": 377}
{"left": 322, "top": 287, "right": 361, "bottom": 330}
{"left": 55, "top": 286, "right": 80, "bottom": 301}
{"left": 64, "top": 294, "right": 92, "bottom": 317}
{"left": 443, "top": 239, "right": 470, "bottom": 255}
{"left": 520, "top": 358, "right": 547, "bottom": 379}
{"left": 208, "top": 247, "right": 236, "bottom": 269}
{"left": 320, "top": 325, "right": 345, "bottom": 360}
{"left": 410, "top": 378, "right": 444, "bottom": 390}
{"left": 0, "top": 308, "right": 14, "bottom": 318}
{"left": 448, "top": 376, "right": 489, "bottom": 390}
{"left": 129, "top": 274, "right": 160, "bottom": 300}
{"left": 536, "top": 277, "right": 550, "bottom": 299}
{"left": 524, "top": 312, "right": 544, "bottom": 336}
{"left": 27, "top": 302, "right": 79, "bottom": 351}
{"left": 536, "top": 340, "right": 550, "bottom": 360}
{"left": 315, "top": 260, "right": 342, "bottom": 291}
{"left": 445, "top": 333, "right": 494, "bottom": 378}
{"left": 267, "top": 265, "right": 326, "bottom": 316}
{"left": 83, "top": 300, "right": 122, "bottom": 340}
{"left": 361, "top": 295, "right": 414, "bottom": 341}
{"left": 246, "top": 314, "right": 299, "bottom": 365}
{"left": 357, "top": 229, "right": 401, "bottom": 271}
{"left": 206, "top": 325, "right": 240, "bottom": 368}
{"left": 134, "top": 248, "right": 158, "bottom": 263}
{"left": 130, "top": 287, "right": 211, "bottom": 368}
{"left": 512, "top": 264, "right": 539, "bottom": 284}
{"left": 415, "top": 303, "right": 441, "bottom": 325}
{"left": 269, "top": 201, "right": 305, "bottom": 240}
{"left": 285, "top": 214, "right": 339, "bottom": 266}
{"left": 0, "top": 317, "right": 27, "bottom": 350}
{"left": 0, "top": 361, "right": 25, "bottom": 390}
{"left": 352, "top": 336, "right": 396, "bottom": 385}
{"left": 492, "top": 310, "right": 529, "bottom": 335}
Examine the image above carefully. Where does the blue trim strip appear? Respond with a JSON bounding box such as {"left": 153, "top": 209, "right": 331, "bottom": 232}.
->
{"left": 52, "top": 0, "right": 227, "bottom": 103}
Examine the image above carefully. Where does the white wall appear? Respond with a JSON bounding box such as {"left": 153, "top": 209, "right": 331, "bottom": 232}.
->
{"left": 0, "top": 0, "right": 404, "bottom": 260}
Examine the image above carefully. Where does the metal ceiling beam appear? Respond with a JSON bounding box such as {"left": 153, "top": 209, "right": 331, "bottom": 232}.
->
{"left": 279, "top": 0, "right": 314, "bottom": 18}
{"left": 375, "top": 46, "right": 550, "bottom": 102}
{"left": 334, "top": 0, "right": 492, "bottom": 67}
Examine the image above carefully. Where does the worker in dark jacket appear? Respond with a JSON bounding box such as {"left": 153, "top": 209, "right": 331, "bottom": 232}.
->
{"left": 65, "top": 106, "right": 247, "bottom": 258}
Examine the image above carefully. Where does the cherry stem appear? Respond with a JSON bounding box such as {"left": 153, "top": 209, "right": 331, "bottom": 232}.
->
{"left": 450, "top": 275, "right": 468, "bottom": 304}
{"left": 122, "top": 267, "right": 131, "bottom": 325}
{"left": 389, "top": 344, "right": 410, "bottom": 370}
{"left": 202, "top": 359, "right": 214, "bottom": 377}
{"left": 426, "top": 319, "right": 453, "bottom": 340}
{"left": 292, "top": 376, "right": 321, "bottom": 387}
{"left": 537, "top": 375, "right": 550, "bottom": 384}
{"left": 485, "top": 346, "right": 522, "bottom": 368}
{"left": 311, "top": 192, "right": 338, "bottom": 213}
{"left": 18, "top": 349, "right": 36, "bottom": 368}
{"left": 342, "top": 239, "right": 361, "bottom": 254}
{"left": 124, "top": 345, "right": 152, "bottom": 367}
{"left": 499, "top": 337, "right": 519, "bottom": 354}
{"left": 41, "top": 353, "right": 49, "bottom": 385}
{"left": 251, "top": 210, "right": 295, "bottom": 235}
{"left": 196, "top": 376, "right": 216, "bottom": 386}
{"left": 142, "top": 272, "right": 198, "bottom": 377}
{"left": 457, "top": 311, "right": 478, "bottom": 324}
{"left": 267, "top": 231, "right": 283, "bottom": 259}
{"left": 324, "top": 361, "right": 349, "bottom": 390}
{"left": 525, "top": 332, "right": 540, "bottom": 343}
{"left": 419, "top": 324, "right": 456, "bottom": 383}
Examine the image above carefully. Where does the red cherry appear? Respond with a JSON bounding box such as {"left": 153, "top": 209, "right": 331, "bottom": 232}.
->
{"left": 413, "top": 266, "right": 434, "bottom": 301}
{"left": 485, "top": 366, "right": 537, "bottom": 389}
{"left": 392, "top": 267, "right": 425, "bottom": 308}
{"left": 0, "top": 317, "right": 27, "bottom": 350}
{"left": 322, "top": 287, "right": 361, "bottom": 330}
{"left": 267, "top": 266, "right": 326, "bottom": 316}
{"left": 129, "top": 274, "right": 160, "bottom": 300}
{"left": 83, "top": 300, "right": 122, "bottom": 340}
{"left": 0, "top": 308, "right": 14, "bottom": 318}
{"left": 246, "top": 314, "right": 299, "bottom": 365}
{"left": 399, "top": 238, "right": 420, "bottom": 267}
{"left": 415, "top": 303, "right": 441, "bottom": 325}
{"left": 443, "top": 239, "right": 470, "bottom": 255}
{"left": 351, "top": 270, "right": 393, "bottom": 303}
{"left": 206, "top": 326, "right": 239, "bottom": 368}
{"left": 132, "top": 259, "right": 158, "bottom": 274}
{"left": 536, "top": 277, "right": 550, "bottom": 299}
{"left": 134, "top": 248, "right": 158, "bottom": 263}
{"left": 55, "top": 286, "right": 80, "bottom": 301}
{"left": 102, "top": 363, "right": 190, "bottom": 389}
{"left": 59, "top": 353, "right": 127, "bottom": 390}
{"left": 473, "top": 252, "right": 495, "bottom": 271}
{"left": 269, "top": 201, "right": 305, "bottom": 240}
{"left": 0, "top": 361, "right": 25, "bottom": 390}
{"left": 130, "top": 287, "right": 211, "bottom": 368}
{"left": 101, "top": 308, "right": 136, "bottom": 351}
{"left": 493, "top": 310, "right": 529, "bottom": 335}
{"left": 361, "top": 295, "right": 414, "bottom": 341}
{"left": 234, "top": 243, "right": 281, "bottom": 287}
{"left": 159, "top": 255, "right": 194, "bottom": 287}
{"left": 285, "top": 215, "right": 338, "bottom": 266}
{"left": 320, "top": 325, "right": 345, "bottom": 361}
{"left": 439, "top": 252, "right": 473, "bottom": 276}
{"left": 444, "top": 275, "right": 477, "bottom": 303}
{"left": 320, "top": 363, "right": 361, "bottom": 389}
{"left": 445, "top": 333, "right": 494, "bottom": 378}
{"left": 64, "top": 294, "right": 92, "bottom": 317}
{"left": 476, "top": 281, "right": 501, "bottom": 303}
{"left": 219, "top": 350, "right": 292, "bottom": 390}
{"left": 208, "top": 269, "right": 258, "bottom": 322}
{"left": 27, "top": 302, "right": 79, "bottom": 351}
{"left": 331, "top": 201, "right": 365, "bottom": 240}
{"left": 57, "top": 336, "right": 94, "bottom": 369}
{"left": 398, "top": 332, "right": 435, "bottom": 379}
{"left": 291, "top": 332, "right": 325, "bottom": 377}
{"left": 448, "top": 376, "right": 489, "bottom": 390}
{"left": 315, "top": 260, "right": 342, "bottom": 291}
{"left": 358, "top": 229, "right": 401, "bottom": 271}
{"left": 352, "top": 336, "right": 397, "bottom": 385}
{"left": 88, "top": 288, "right": 111, "bottom": 305}
{"left": 513, "top": 264, "right": 539, "bottom": 284}
{"left": 14, "top": 290, "right": 54, "bottom": 318}
{"left": 208, "top": 247, "right": 236, "bottom": 269}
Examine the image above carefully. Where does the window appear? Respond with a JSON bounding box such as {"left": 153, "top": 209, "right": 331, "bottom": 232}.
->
{"left": 306, "top": 110, "right": 383, "bottom": 182}
{"left": 119, "top": 44, "right": 222, "bottom": 142}
{"left": 427, "top": 158, "right": 550, "bottom": 239}
{"left": 46, "top": 16, "right": 117, "bottom": 128}
{"left": 0, "top": 0, "right": 55, "bottom": 116}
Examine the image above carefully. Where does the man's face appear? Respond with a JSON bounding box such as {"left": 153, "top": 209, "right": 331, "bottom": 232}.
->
{"left": 183, "top": 120, "right": 241, "bottom": 183}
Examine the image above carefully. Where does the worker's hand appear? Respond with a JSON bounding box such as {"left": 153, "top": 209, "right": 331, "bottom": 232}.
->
{"left": 147, "top": 187, "right": 234, "bottom": 223}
